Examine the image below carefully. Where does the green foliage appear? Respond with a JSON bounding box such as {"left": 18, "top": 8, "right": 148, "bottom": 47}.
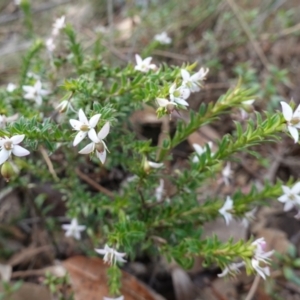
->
{"left": 0, "top": 17, "right": 293, "bottom": 296}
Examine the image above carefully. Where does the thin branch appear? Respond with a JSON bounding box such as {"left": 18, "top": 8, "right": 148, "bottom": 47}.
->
{"left": 75, "top": 167, "right": 114, "bottom": 199}
{"left": 245, "top": 275, "right": 260, "bottom": 300}
{"left": 39, "top": 145, "right": 59, "bottom": 181}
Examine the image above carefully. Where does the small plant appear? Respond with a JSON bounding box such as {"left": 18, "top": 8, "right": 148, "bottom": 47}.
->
{"left": 44, "top": 271, "right": 72, "bottom": 300}
{"left": 1, "top": 11, "right": 299, "bottom": 299}
{"left": 0, "top": 281, "right": 23, "bottom": 300}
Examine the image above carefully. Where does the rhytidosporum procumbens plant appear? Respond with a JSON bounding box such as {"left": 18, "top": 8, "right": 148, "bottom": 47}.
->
{"left": 0, "top": 14, "right": 299, "bottom": 298}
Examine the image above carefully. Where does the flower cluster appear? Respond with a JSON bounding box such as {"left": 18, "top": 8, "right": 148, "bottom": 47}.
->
{"left": 218, "top": 196, "right": 256, "bottom": 228}
{"left": 45, "top": 16, "right": 66, "bottom": 53}
{"left": 281, "top": 101, "right": 300, "bottom": 143}
{"left": 192, "top": 142, "right": 213, "bottom": 163}
{"left": 134, "top": 54, "right": 157, "bottom": 73}
{"left": 218, "top": 237, "right": 274, "bottom": 280}
{"left": 95, "top": 244, "right": 126, "bottom": 265}
{"left": 23, "top": 80, "right": 50, "bottom": 106}
{"left": 154, "top": 31, "right": 172, "bottom": 45}
{"left": 278, "top": 182, "right": 300, "bottom": 214}
{"left": 70, "top": 109, "right": 110, "bottom": 164}
{"left": 156, "top": 68, "right": 209, "bottom": 114}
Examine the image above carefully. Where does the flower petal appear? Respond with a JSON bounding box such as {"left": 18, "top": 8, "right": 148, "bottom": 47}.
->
{"left": 34, "top": 80, "right": 42, "bottom": 91}
{"left": 78, "top": 142, "right": 95, "bottom": 154}
{"left": 169, "top": 83, "right": 176, "bottom": 94}
{"left": 192, "top": 156, "right": 199, "bottom": 163}
{"left": 89, "top": 114, "right": 101, "bottom": 128}
{"left": 292, "top": 182, "right": 300, "bottom": 194}
{"left": 143, "top": 57, "right": 153, "bottom": 65}
{"left": 96, "top": 149, "right": 106, "bottom": 164}
{"left": 135, "top": 54, "right": 142, "bottom": 65}
{"left": 88, "top": 129, "right": 99, "bottom": 143}
{"left": 0, "top": 149, "right": 10, "bottom": 165}
{"left": 148, "top": 161, "right": 163, "bottom": 168}
{"left": 73, "top": 131, "right": 87, "bottom": 146}
{"left": 281, "top": 102, "right": 293, "bottom": 121}
{"left": 174, "top": 98, "right": 189, "bottom": 106}
{"left": 70, "top": 119, "right": 82, "bottom": 130}
{"left": 157, "top": 98, "right": 170, "bottom": 107}
{"left": 11, "top": 135, "right": 25, "bottom": 144}
{"left": 282, "top": 185, "right": 291, "bottom": 194}
{"left": 78, "top": 109, "right": 88, "bottom": 124}
{"left": 22, "top": 86, "right": 33, "bottom": 93}
{"left": 192, "top": 143, "right": 204, "bottom": 155}
{"left": 181, "top": 69, "right": 190, "bottom": 81}
{"left": 288, "top": 125, "right": 299, "bottom": 143}
{"left": 179, "top": 87, "right": 191, "bottom": 99}
{"left": 284, "top": 201, "right": 294, "bottom": 211}
{"left": 12, "top": 145, "right": 30, "bottom": 157}
{"left": 98, "top": 122, "right": 110, "bottom": 139}
{"left": 294, "top": 104, "right": 300, "bottom": 117}
{"left": 278, "top": 195, "right": 288, "bottom": 203}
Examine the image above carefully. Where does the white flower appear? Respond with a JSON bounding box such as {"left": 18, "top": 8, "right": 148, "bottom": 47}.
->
{"left": 278, "top": 182, "right": 300, "bottom": 212}
{"left": 103, "top": 296, "right": 124, "bottom": 300}
{"left": 46, "top": 38, "right": 56, "bottom": 52}
{"left": 154, "top": 31, "right": 172, "bottom": 44}
{"left": 27, "top": 72, "right": 40, "bottom": 80}
{"left": 155, "top": 179, "right": 164, "bottom": 202}
{"left": 157, "top": 98, "right": 177, "bottom": 114}
{"left": 143, "top": 160, "right": 163, "bottom": 173}
{"left": 56, "top": 100, "right": 74, "bottom": 113}
{"left": 14, "top": 0, "right": 21, "bottom": 5}
{"left": 218, "top": 196, "right": 234, "bottom": 225}
{"left": 222, "top": 162, "right": 232, "bottom": 186}
{"left": 181, "top": 68, "right": 209, "bottom": 93}
{"left": 69, "top": 109, "right": 101, "bottom": 146}
{"left": 148, "top": 161, "right": 164, "bottom": 168}
{"left": 0, "top": 135, "right": 30, "bottom": 165}
{"left": 169, "top": 83, "right": 190, "bottom": 107}
{"left": 241, "top": 208, "right": 256, "bottom": 228}
{"left": 23, "top": 80, "right": 50, "bottom": 105}
{"left": 251, "top": 258, "right": 270, "bottom": 280}
{"left": 240, "top": 99, "right": 255, "bottom": 120}
{"left": 134, "top": 54, "right": 156, "bottom": 73}
{"left": 7, "top": 83, "right": 17, "bottom": 92}
{"left": 52, "top": 16, "right": 65, "bottom": 36}
{"left": 61, "top": 218, "right": 86, "bottom": 240}
{"left": 218, "top": 261, "right": 245, "bottom": 277}
{"left": 0, "top": 114, "right": 18, "bottom": 129}
{"left": 192, "top": 142, "right": 213, "bottom": 163}
{"left": 95, "top": 244, "right": 126, "bottom": 265}
{"left": 79, "top": 122, "right": 110, "bottom": 164}
{"left": 251, "top": 237, "right": 274, "bottom": 280}
{"left": 281, "top": 101, "right": 300, "bottom": 143}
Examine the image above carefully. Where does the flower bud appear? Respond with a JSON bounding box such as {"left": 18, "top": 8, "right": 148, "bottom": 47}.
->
{"left": 143, "top": 160, "right": 151, "bottom": 174}
{"left": 1, "top": 161, "right": 15, "bottom": 182}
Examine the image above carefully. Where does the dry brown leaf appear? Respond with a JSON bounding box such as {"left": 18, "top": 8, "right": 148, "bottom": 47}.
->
{"left": 8, "top": 245, "right": 53, "bottom": 267}
{"left": 63, "top": 256, "right": 165, "bottom": 300}
{"left": 0, "top": 282, "right": 51, "bottom": 300}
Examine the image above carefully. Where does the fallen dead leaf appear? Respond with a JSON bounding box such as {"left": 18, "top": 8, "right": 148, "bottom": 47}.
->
{"left": 63, "top": 256, "right": 165, "bottom": 300}
{"left": 8, "top": 245, "right": 53, "bottom": 267}
{"left": 0, "top": 282, "right": 51, "bottom": 300}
